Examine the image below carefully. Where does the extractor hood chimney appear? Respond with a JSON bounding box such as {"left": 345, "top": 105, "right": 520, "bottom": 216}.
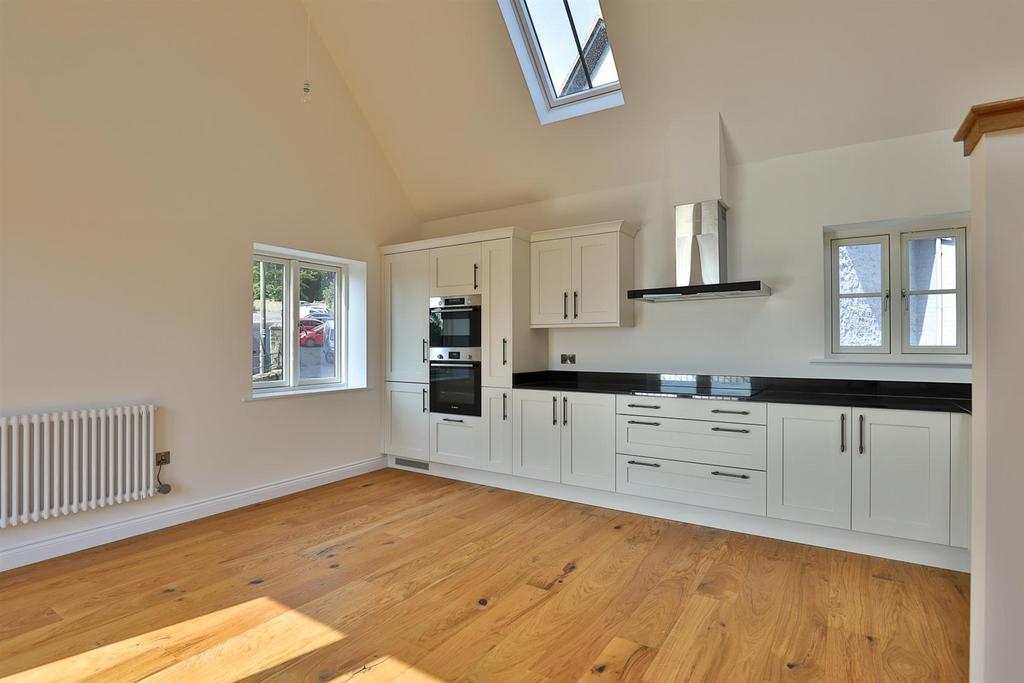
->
{"left": 628, "top": 200, "right": 771, "bottom": 302}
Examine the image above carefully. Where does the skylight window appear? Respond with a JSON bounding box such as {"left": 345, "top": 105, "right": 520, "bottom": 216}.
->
{"left": 498, "top": 0, "right": 624, "bottom": 124}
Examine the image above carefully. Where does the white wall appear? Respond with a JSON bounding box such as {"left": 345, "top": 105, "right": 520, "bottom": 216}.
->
{"left": 0, "top": 1, "right": 417, "bottom": 562}
{"left": 968, "top": 128, "right": 1024, "bottom": 683}
{"left": 421, "top": 130, "right": 971, "bottom": 383}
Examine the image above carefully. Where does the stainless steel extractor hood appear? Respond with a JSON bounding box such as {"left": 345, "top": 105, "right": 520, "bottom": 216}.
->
{"left": 627, "top": 199, "right": 771, "bottom": 302}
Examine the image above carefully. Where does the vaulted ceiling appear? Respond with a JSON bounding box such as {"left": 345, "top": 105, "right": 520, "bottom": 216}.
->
{"left": 305, "top": 1, "right": 1024, "bottom": 221}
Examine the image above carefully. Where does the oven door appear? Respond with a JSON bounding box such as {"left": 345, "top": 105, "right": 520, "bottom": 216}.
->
{"left": 429, "top": 361, "right": 482, "bottom": 416}
{"left": 429, "top": 307, "right": 481, "bottom": 349}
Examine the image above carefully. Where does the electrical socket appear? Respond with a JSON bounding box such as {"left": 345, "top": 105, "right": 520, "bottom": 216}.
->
{"left": 560, "top": 353, "right": 576, "bottom": 365}
{"left": 155, "top": 451, "right": 171, "bottom": 466}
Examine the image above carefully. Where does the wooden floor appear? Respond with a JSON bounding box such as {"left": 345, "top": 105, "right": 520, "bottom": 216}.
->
{"left": 0, "top": 469, "right": 969, "bottom": 682}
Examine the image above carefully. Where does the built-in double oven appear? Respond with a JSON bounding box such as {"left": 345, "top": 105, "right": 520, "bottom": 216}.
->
{"left": 428, "top": 295, "right": 482, "bottom": 416}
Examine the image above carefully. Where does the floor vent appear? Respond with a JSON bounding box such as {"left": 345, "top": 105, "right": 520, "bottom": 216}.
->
{"left": 394, "top": 457, "right": 429, "bottom": 471}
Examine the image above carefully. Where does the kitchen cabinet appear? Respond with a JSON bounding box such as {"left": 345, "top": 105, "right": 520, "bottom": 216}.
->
{"left": 481, "top": 240, "right": 512, "bottom": 387}
{"left": 950, "top": 413, "right": 970, "bottom": 549}
{"left": 852, "top": 408, "right": 950, "bottom": 544}
{"left": 383, "top": 250, "right": 429, "bottom": 383}
{"left": 429, "top": 412, "right": 487, "bottom": 469}
{"left": 561, "top": 392, "right": 616, "bottom": 491}
{"left": 617, "top": 414, "right": 767, "bottom": 472}
{"left": 767, "top": 404, "right": 852, "bottom": 530}
{"left": 512, "top": 389, "right": 561, "bottom": 483}
{"left": 530, "top": 221, "right": 637, "bottom": 328}
{"left": 482, "top": 387, "right": 513, "bottom": 474}
{"left": 512, "top": 389, "right": 614, "bottom": 490}
{"left": 429, "top": 242, "right": 481, "bottom": 296}
{"left": 384, "top": 382, "right": 429, "bottom": 461}
{"left": 616, "top": 455, "right": 767, "bottom": 516}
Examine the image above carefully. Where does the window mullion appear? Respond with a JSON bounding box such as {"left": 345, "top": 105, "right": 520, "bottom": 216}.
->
{"left": 561, "top": 0, "right": 593, "bottom": 89}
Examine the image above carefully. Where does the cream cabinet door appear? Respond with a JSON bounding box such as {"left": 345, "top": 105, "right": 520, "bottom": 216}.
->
{"left": 429, "top": 413, "right": 487, "bottom": 469}
{"left": 852, "top": 409, "right": 950, "bottom": 544}
{"left": 482, "top": 387, "right": 513, "bottom": 474}
{"left": 383, "top": 251, "right": 429, "bottom": 383}
{"left": 384, "top": 382, "right": 429, "bottom": 461}
{"left": 481, "top": 240, "right": 512, "bottom": 387}
{"left": 512, "top": 389, "right": 561, "bottom": 482}
{"left": 561, "top": 392, "right": 616, "bottom": 491}
{"left": 531, "top": 238, "right": 572, "bottom": 326}
{"left": 767, "top": 404, "right": 852, "bottom": 529}
{"left": 571, "top": 233, "right": 618, "bottom": 325}
{"left": 429, "top": 243, "right": 481, "bottom": 296}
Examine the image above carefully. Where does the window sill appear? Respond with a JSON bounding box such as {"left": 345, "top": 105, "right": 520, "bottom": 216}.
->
{"left": 810, "top": 356, "right": 972, "bottom": 368}
{"left": 246, "top": 384, "right": 369, "bottom": 402}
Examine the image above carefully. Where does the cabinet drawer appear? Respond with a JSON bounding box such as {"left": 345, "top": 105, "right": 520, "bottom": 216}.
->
{"left": 616, "top": 415, "right": 766, "bottom": 471}
{"left": 616, "top": 395, "right": 766, "bottom": 425}
{"left": 429, "top": 414, "right": 487, "bottom": 469}
{"left": 616, "top": 455, "right": 766, "bottom": 516}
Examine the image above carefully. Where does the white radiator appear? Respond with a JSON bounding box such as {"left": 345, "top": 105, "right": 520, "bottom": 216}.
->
{"left": 0, "top": 405, "right": 156, "bottom": 528}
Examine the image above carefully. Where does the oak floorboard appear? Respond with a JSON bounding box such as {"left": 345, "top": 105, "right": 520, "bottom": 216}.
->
{"left": 0, "top": 470, "right": 969, "bottom": 682}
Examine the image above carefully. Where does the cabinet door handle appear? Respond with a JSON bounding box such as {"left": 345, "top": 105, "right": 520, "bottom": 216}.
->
{"left": 627, "top": 403, "right": 661, "bottom": 409}
{"left": 711, "top": 409, "right": 750, "bottom": 415}
{"left": 711, "top": 470, "right": 751, "bottom": 480}
{"left": 443, "top": 418, "right": 464, "bottom": 423}
{"left": 628, "top": 460, "right": 661, "bottom": 468}
{"left": 711, "top": 427, "right": 750, "bottom": 434}
{"left": 562, "top": 396, "right": 568, "bottom": 426}
{"left": 422, "top": 388, "right": 427, "bottom": 413}
{"left": 552, "top": 396, "right": 557, "bottom": 425}
{"left": 422, "top": 338, "right": 428, "bottom": 363}
{"left": 573, "top": 291, "right": 578, "bottom": 319}
{"left": 473, "top": 263, "right": 479, "bottom": 290}
{"left": 502, "top": 338, "right": 508, "bottom": 365}
{"left": 840, "top": 413, "right": 846, "bottom": 452}
{"left": 627, "top": 420, "right": 661, "bottom": 426}
{"left": 859, "top": 414, "right": 865, "bottom": 454}
{"left": 563, "top": 292, "right": 568, "bottom": 320}
{"left": 502, "top": 393, "right": 508, "bottom": 421}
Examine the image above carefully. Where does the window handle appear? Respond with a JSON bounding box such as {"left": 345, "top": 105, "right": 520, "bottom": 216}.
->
{"left": 563, "top": 292, "right": 568, "bottom": 320}
{"left": 884, "top": 289, "right": 891, "bottom": 312}
{"left": 901, "top": 288, "right": 909, "bottom": 311}
{"left": 573, "top": 291, "right": 578, "bottom": 319}
{"left": 473, "top": 263, "right": 479, "bottom": 290}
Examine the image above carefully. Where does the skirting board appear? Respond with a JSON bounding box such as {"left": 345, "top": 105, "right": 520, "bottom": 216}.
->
{"left": 0, "top": 456, "right": 386, "bottom": 572}
{"left": 391, "top": 457, "right": 970, "bottom": 573}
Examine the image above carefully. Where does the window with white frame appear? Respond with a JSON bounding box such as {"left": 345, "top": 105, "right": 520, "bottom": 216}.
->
{"left": 252, "top": 244, "right": 368, "bottom": 396}
{"left": 824, "top": 215, "right": 968, "bottom": 361}
{"left": 497, "top": 0, "right": 623, "bottom": 125}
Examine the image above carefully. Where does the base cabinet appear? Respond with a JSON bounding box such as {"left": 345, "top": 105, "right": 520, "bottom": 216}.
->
{"left": 384, "top": 382, "right": 429, "bottom": 461}
{"left": 616, "top": 455, "right": 767, "bottom": 516}
{"left": 482, "top": 387, "right": 513, "bottom": 474}
{"left": 512, "top": 389, "right": 561, "bottom": 482}
{"left": 430, "top": 413, "right": 487, "bottom": 468}
{"left": 561, "top": 392, "right": 616, "bottom": 491}
{"left": 767, "top": 404, "right": 852, "bottom": 530}
{"left": 852, "top": 409, "right": 950, "bottom": 544}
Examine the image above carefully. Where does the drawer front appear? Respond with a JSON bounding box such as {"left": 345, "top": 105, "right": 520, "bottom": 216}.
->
{"left": 616, "top": 415, "right": 767, "bottom": 471}
{"left": 616, "top": 455, "right": 766, "bottom": 516}
{"left": 616, "top": 395, "right": 766, "bottom": 425}
{"left": 429, "top": 414, "right": 487, "bottom": 469}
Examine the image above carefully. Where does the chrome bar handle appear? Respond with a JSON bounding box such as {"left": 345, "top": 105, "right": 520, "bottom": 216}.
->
{"left": 422, "top": 388, "right": 427, "bottom": 413}
{"left": 840, "top": 413, "right": 846, "bottom": 452}
{"left": 502, "top": 393, "right": 508, "bottom": 421}
{"left": 552, "top": 396, "right": 557, "bottom": 425}
{"left": 473, "top": 263, "right": 478, "bottom": 290}
{"left": 711, "top": 409, "right": 750, "bottom": 415}
{"left": 711, "top": 470, "right": 750, "bottom": 480}
{"left": 628, "top": 460, "right": 661, "bottom": 468}
{"left": 573, "top": 291, "right": 578, "bottom": 319}
{"left": 502, "top": 338, "right": 508, "bottom": 365}
{"left": 859, "top": 414, "right": 865, "bottom": 454}
{"left": 711, "top": 427, "right": 750, "bottom": 434}
{"left": 627, "top": 420, "right": 661, "bottom": 426}
{"left": 562, "top": 396, "right": 568, "bottom": 426}
{"left": 443, "top": 418, "right": 464, "bottom": 423}
{"left": 563, "top": 292, "right": 568, "bottom": 320}
{"left": 627, "top": 403, "right": 661, "bottom": 409}
{"left": 422, "top": 338, "right": 427, "bottom": 363}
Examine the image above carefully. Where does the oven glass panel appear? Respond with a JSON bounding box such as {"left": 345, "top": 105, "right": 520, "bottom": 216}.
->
{"left": 429, "top": 362, "right": 482, "bottom": 416}
{"left": 429, "top": 308, "right": 481, "bottom": 348}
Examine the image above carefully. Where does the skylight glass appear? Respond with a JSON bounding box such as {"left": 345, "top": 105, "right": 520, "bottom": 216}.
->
{"left": 522, "top": 0, "right": 619, "bottom": 100}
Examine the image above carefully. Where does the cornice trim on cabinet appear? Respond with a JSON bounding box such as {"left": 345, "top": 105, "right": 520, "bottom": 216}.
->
{"left": 954, "top": 96, "right": 1024, "bottom": 156}
{"left": 380, "top": 227, "right": 528, "bottom": 254}
{"left": 529, "top": 220, "right": 639, "bottom": 243}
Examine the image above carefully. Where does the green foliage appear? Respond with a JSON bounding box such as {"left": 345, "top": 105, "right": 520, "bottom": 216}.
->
{"left": 252, "top": 260, "right": 284, "bottom": 302}
{"left": 252, "top": 259, "right": 335, "bottom": 310}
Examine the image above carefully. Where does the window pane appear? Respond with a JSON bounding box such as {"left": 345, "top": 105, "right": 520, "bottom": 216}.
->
{"left": 252, "top": 260, "right": 284, "bottom": 384}
{"left": 298, "top": 266, "right": 338, "bottom": 381}
{"left": 908, "top": 293, "right": 958, "bottom": 347}
{"left": 839, "top": 296, "right": 883, "bottom": 347}
{"left": 523, "top": 0, "right": 584, "bottom": 98}
{"left": 837, "top": 242, "right": 883, "bottom": 294}
{"left": 567, "top": 0, "right": 617, "bottom": 88}
{"left": 908, "top": 235, "right": 957, "bottom": 291}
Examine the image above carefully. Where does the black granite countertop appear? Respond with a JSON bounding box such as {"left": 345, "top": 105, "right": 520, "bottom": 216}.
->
{"left": 512, "top": 371, "right": 971, "bottom": 414}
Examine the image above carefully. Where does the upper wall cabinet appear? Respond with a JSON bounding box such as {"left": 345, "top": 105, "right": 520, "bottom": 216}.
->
{"left": 530, "top": 221, "right": 637, "bottom": 328}
{"left": 383, "top": 250, "right": 429, "bottom": 383}
{"left": 430, "top": 242, "right": 482, "bottom": 296}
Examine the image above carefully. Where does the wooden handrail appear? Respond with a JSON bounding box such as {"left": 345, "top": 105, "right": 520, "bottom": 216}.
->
{"left": 954, "top": 97, "right": 1024, "bottom": 156}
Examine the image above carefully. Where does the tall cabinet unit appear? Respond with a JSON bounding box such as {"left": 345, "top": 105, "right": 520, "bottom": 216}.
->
{"left": 383, "top": 250, "right": 429, "bottom": 383}
{"left": 530, "top": 221, "right": 638, "bottom": 328}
